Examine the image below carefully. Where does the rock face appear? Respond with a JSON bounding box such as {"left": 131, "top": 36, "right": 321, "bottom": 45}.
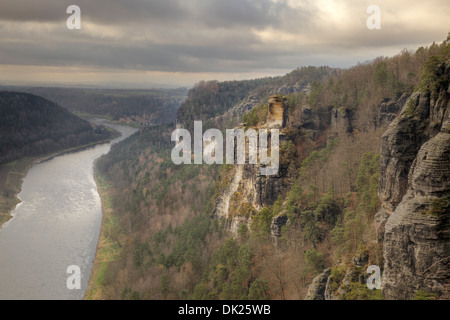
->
{"left": 212, "top": 161, "right": 286, "bottom": 236}
{"left": 331, "top": 107, "right": 353, "bottom": 134}
{"left": 330, "top": 93, "right": 409, "bottom": 138}
{"left": 321, "top": 251, "right": 372, "bottom": 300}
{"left": 270, "top": 214, "right": 289, "bottom": 238}
{"left": 377, "top": 93, "right": 410, "bottom": 126}
{"left": 382, "top": 132, "right": 450, "bottom": 299}
{"left": 241, "top": 163, "right": 284, "bottom": 209}
{"left": 305, "top": 268, "right": 331, "bottom": 300}
{"left": 213, "top": 165, "right": 243, "bottom": 221}
{"left": 377, "top": 92, "right": 430, "bottom": 217}
{"left": 379, "top": 60, "right": 450, "bottom": 300}
{"left": 211, "top": 81, "right": 311, "bottom": 131}
{"left": 300, "top": 106, "right": 321, "bottom": 131}
{"left": 267, "top": 95, "right": 288, "bottom": 129}
{"left": 212, "top": 96, "right": 289, "bottom": 236}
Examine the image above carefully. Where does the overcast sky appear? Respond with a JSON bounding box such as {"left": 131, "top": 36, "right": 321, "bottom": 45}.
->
{"left": 0, "top": 0, "right": 449, "bottom": 88}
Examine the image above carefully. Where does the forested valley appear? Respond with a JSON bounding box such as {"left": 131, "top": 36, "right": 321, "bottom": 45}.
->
{"left": 86, "top": 36, "right": 450, "bottom": 300}
{"left": 0, "top": 91, "right": 115, "bottom": 165}
{"left": 0, "top": 87, "right": 188, "bottom": 124}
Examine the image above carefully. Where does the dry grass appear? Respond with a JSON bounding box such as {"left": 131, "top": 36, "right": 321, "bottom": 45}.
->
{"left": 84, "top": 167, "right": 123, "bottom": 300}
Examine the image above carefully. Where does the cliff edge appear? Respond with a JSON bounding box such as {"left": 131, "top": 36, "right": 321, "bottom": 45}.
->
{"left": 378, "top": 59, "right": 450, "bottom": 299}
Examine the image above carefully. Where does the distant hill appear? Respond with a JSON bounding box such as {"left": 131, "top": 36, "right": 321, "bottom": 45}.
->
{"left": 176, "top": 66, "right": 335, "bottom": 131}
{"left": 0, "top": 91, "right": 114, "bottom": 165}
{"left": 0, "top": 87, "right": 189, "bottom": 123}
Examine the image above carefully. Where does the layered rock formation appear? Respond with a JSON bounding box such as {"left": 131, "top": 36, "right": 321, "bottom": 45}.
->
{"left": 306, "top": 59, "right": 450, "bottom": 300}
{"left": 383, "top": 132, "right": 450, "bottom": 299}
{"left": 212, "top": 97, "right": 289, "bottom": 236}
{"left": 378, "top": 60, "right": 450, "bottom": 299}
{"left": 267, "top": 95, "right": 289, "bottom": 129}
{"left": 209, "top": 81, "right": 311, "bottom": 131}
{"left": 270, "top": 213, "right": 289, "bottom": 238}
{"left": 377, "top": 93, "right": 410, "bottom": 127}
{"left": 306, "top": 251, "right": 372, "bottom": 300}
{"left": 305, "top": 268, "right": 331, "bottom": 300}
{"left": 330, "top": 107, "right": 353, "bottom": 133}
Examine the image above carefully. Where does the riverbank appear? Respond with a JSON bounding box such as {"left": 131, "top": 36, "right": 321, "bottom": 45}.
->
{"left": 77, "top": 112, "right": 141, "bottom": 129}
{"left": 84, "top": 164, "right": 123, "bottom": 300}
{"left": 85, "top": 124, "right": 139, "bottom": 299}
{"left": 0, "top": 158, "right": 33, "bottom": 227}
{"left": 0, "top": 130, "right": 120, "bottom": 229}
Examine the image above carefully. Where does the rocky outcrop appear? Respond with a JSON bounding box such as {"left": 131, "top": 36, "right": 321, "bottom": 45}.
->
{"left": 277, "top": 83, "right": 311, "bottom": 95}
{"left": 329, "top": 93, "right": 409, "bottom": 137}
{"left": 377, "top": 92, "right": 431, "bottom": 218}
{"left": 270, "top": 213, "right": 289, "bottom": 238}
{"left": 378, "top": 59, "right": 450, "bottom": 300}
{"left": 213, "top": 165, "right": 243, "bottom": 221}
{"left": 267, "top": 95, "right": 288, "bottom": 129}
{"left": 305, "top": 268, "right": 331, "bottom": 300}
{"left": 211, "top": 80, "right": 312, "bottom": 130}
{"left": 300, "top": 106, "right": 321, "bottom": 131}
{"left": 377, "top": 93, "right": 410, "bottom": 126}
{"left": 321, "top": 249, "right": 372, "bottom": 300}
{"left": 331, "top": 107, "right": 354, "bottom": 134}
{"left": 241, "top": 163, "right": 284, "bottom": 209}
{"left": 382, "top": 131, "right": 450, "bottom": 299}
{"left": 212, "top": 96, "right": 290, "bottom": 235}
{"left": 226, "top": 95, "right": 262, "bottom": 120}
{"left": 208, "top": 95, "right": 263, "bottom": 131}
{"left": 212, "top": 161, "right": 286, "bottom": 236}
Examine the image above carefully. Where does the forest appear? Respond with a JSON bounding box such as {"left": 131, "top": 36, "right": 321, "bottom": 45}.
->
{"left": 86, "top": 36, "right": 450, "bottom": 300}
{"left": 0, "top": 91, "right": 115, "bottom": 165}
{"left": 0, "top": 87, "right": 188, "bottom": 123}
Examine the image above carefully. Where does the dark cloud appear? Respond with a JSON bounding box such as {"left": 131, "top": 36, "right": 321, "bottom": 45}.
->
{"left": 0, "top": 0, "right": 68, "bottom": 21}
{"left": 0, "top": 0, "right": 184, "bottom": 23}
{"left": 0, "top": 0, "right": 308, "bottom": 29}
{"left": 0, "top": 0, "right": 315, "bottom": 73}
{"left": 0, "top": 0, "right": 448, "bottom": 87}
{"left": 196, "top": 0, "right": 281, "bottom": 28}
{"left": 0, "top": 31, "right": 293, "bottom": 73}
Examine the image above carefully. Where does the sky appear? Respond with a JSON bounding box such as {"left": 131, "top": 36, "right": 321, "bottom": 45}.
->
{"left": 0, "top": 0, "right": 449, "bottom": 88}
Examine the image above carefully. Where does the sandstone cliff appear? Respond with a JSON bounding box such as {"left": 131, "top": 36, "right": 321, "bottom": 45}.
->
{"left": 378, "top": 59, "right": 450, "bottom": 299}
{"left": 266, "top": 95, "right": 289, "bottom": 129}
{"left": 305, "top": 59, "right": 450, "bottom": 301}
{"left": 212, "top": 97, "right": 289, "bottom": 236}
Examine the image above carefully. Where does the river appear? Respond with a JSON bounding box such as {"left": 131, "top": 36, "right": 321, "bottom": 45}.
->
{"left": 0, "top": 119, "right": 137, "bottom": 300}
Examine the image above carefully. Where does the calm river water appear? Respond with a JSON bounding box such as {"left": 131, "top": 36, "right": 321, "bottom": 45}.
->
{"left": 0, "top": 119, "right": 137, "bottom": 300}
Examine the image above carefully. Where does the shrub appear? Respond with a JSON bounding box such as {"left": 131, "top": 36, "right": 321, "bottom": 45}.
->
{"left": 414, "top": 289, "right": 439, "bottom": 300}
